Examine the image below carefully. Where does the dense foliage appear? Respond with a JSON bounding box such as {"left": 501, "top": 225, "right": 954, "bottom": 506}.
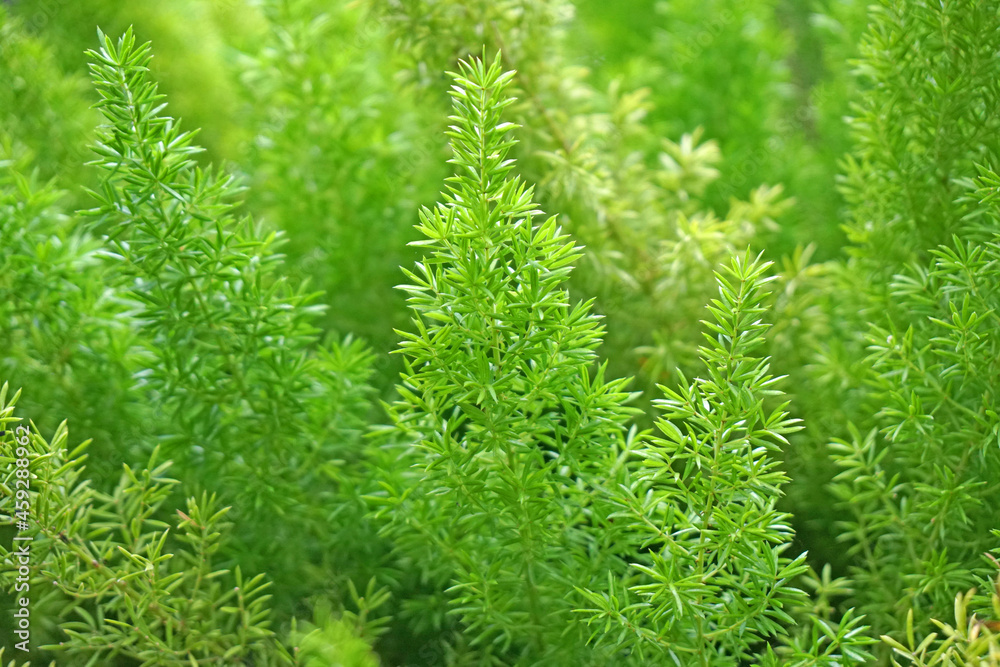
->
{"left": 1, "top": 0, "right": 1000, "bottom": 665}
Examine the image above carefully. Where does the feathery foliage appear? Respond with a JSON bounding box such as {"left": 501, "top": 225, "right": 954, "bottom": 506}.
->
{"left": 0, "top": 135, "right": 145, "bottom": 486}
{"left": 842, "top": 0, "right": 1000, "bottom": 278}
{"left": 577, "top": 251, "right": 874, "bottom": 665}
{"left": 813, "top": 0, "right": 1000, "bottom": 654}
{"left": 2, "top": 2, "right": 1000, "bottom": 665}
{"left": 377, "top": 53, "right": 640, "bottom": 664}
{"left": 378, "top": 0, "right": 795, "bottom": 406}
{"left": 83, "top": 27, "right": 380, "bottom": 610}
{"left": 0, "top": 383, "right": 385, "bottom": 666}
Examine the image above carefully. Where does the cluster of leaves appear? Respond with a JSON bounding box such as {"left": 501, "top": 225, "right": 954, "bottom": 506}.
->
{"left": 773, "top": 0, "right": 1000, "bottom": 659}
{"left": 375, "top": 55, "right": 640, "bottom": 664}
{"left": 82, "top": 27, "right": 384, "bottom": 611}
{"left": 0, "top": 7, "right": 94, "bottom": 185}
{"left": 609, "top": 0, "right": 866, "bottom": 259}
{"left": 7, "top": 0, "right": 248, "bottom": 161}
{"left": 0, "top": 383, "right": 386, "bottom": 666}
{"left": 880, "top": 579, "right": 1000, "bottom": 667}
{"left": 841, "top": 0, "right": 1000, "bottom": 279}
{"left": 2, "top": 0, "right": 1000, "bottom": 665}
{"left": 575, "top": 251, "right": 873, "bottom": 665}
{"left": 372, "top": 54, "right": 878, "bottom": 665}
{"left": 0, "top": 129, "right": 145, "bottom": 487}
{"left": 828, "top": 171, "right": 1000, "bottom": 638}
{"left": 376, "top": 0, "right": 799, "bottom": 411}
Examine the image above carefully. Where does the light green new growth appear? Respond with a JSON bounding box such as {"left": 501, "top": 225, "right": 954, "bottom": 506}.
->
{"left": 578, "top": 251, "right": 874, "bottom": 665}
{"left": 378, "top": 0, "right": 794, "bottom": 397}
{"left": 379, "top": 53, "right": 639, "bottom": 664}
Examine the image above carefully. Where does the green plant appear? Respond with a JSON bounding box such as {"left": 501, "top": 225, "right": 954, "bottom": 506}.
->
{"left": 83, "top": 26, "right": 382, "bottom": 610}
{"left": 0, "top": 135, "right": 146, "bottom": 487}
{"left": 0, "top": 7, "right": 95, "bottom": 186}
{"left": 3, "top": 3, "right": 1000, "bottom": 665}
{"left": 841, "top": 0, "right": 1000, "bottom": 280}
{"left": 793, "top": 0, "right": 1000, "bottom": 653}
{"left": 0, "top": 382, "right": 387, "bottom": 666}
{"left": 6, "top": 0, "right": 250, "bottom": 162}
{"left": 0, "top": 384, "right": 289, "bottom": 665}
{"left": 378, "top": 0, "right": 795, "bottom": 405}
{"left": 828, "top": 169, "right": 1000, "bottom": 639}
{"left": 576, "top": 251, "right": 875, "bottom": 665}
{"left": 372, "top": 51, "right": 877, "bottom": 666}
{"left": 611, "top": 0, "right": 861, "bottom": 259}
{"left": 880, "top": 580, "right": 1000, "bottom": 667}
{"left": 375, "top": 52, "right": 641, "bottom": 664}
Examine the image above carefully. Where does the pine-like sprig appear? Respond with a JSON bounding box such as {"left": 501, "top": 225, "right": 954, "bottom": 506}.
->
{"left": 378, "top": 0, "right": 794, "bottom": 400}
{"left": 576, "top": 251, "right": 867, "bottom": 664}
{"left": 0, "top": 136, "right": 145, "bottom": 487}
{"left": 378, "top": 53, "right": 639, "bottom": 664}
{"left": 83, "top": 27, "right": 379, "bottom": 609}
{"left": 237, "top": 0, "right": 442, "bottom": 376}
{"left": 831, "top": 167, "right": 1000, "bottom": 638}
